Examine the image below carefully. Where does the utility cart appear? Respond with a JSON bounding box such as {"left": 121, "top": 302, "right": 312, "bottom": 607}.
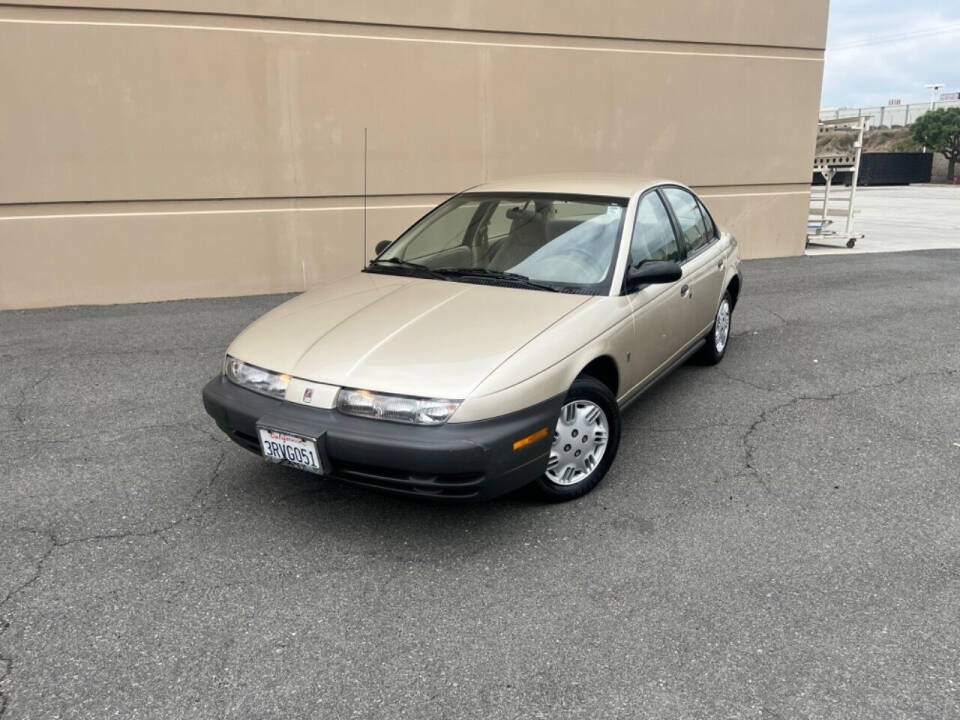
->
{"left": 808, "top": 116, "right": 866, "bottom": 249}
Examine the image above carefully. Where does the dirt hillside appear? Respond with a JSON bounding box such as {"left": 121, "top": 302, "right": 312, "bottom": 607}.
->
{"left": 817, "top": 126, "right": 920, "bottom": 155}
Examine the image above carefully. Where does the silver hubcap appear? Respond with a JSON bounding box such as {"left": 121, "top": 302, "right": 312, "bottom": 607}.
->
{"left": 715, "top": 299, "right": 731, "bottom": 354}
{"left": 546, "top": 400, "right": 609, "bottom": 486}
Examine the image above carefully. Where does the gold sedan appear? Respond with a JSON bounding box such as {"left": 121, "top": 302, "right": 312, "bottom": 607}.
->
{"left": 203, "top": 174, "right": 742, "bottom": 501}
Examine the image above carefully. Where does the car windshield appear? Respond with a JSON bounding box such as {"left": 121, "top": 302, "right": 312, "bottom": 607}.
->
{"left": 367, "top": 193, "right": 627, "bottom": 294}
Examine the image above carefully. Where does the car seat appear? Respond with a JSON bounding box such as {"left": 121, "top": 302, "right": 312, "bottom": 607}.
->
{"left": 487, "top": 202, "right": 550, "bottom": 272}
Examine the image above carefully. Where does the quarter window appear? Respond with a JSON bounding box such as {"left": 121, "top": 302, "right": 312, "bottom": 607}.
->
{"left": 663, "top": 187, "right": 711, "bottom": 255}
{"left": 630, "top": 192, "right": 680, "bottom": 265}
{"left": 698, "top": 199, "right": 717, "bottom": 241}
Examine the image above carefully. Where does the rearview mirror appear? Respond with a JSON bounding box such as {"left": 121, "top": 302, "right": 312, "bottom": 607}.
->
{"left": 374, "top": 240, "right": 392, "bottom": 255}
{"left": 625, "top": 261, "right": 682, "bottom": 292}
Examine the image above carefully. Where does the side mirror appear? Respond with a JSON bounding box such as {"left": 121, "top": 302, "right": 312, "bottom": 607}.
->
{"left": 374, "top": 240, "right": 392, "bottom": 255}
{"left": 625, "top": 261, "right": 682, "bottom": 292}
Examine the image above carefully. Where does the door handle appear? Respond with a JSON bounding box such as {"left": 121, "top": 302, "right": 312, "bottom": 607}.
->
{"left": 680, "top": 284, "right": 691, "bottom": 298}
{"left": 717, "top": 259, "right": 724, "bottom": 269}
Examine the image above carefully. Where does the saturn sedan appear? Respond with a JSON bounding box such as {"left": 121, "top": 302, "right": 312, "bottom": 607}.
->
{"left": 202, "top": 174, "right": 742, "bottom": 501}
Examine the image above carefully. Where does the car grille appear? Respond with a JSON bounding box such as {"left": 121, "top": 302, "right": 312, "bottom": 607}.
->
{"left": 331, "top": 461, "right": 484, "bottom": 498}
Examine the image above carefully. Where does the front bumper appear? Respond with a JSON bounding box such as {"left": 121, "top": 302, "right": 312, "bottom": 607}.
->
{"left": 202, "top": 376, "right": 563, "bottom": 500}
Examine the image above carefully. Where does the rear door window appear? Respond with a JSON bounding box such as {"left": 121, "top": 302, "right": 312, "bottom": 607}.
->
{"left": 663, "top": 187, "right": 712, "bottom": 256}
{"left": 698, "top": 199, "right": 717, "bottom": 241}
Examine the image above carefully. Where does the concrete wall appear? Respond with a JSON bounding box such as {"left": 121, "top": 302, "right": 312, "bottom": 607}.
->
{"left": 0, "top": 1, "right": 828, "bottom": 309}
{"left": 931, "top": 154, "right": 959, "bottom": 184}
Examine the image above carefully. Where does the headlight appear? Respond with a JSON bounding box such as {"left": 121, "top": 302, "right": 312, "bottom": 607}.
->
{"left": 337, "top": 388, "right": 460, "bottom": 425}
{"left": 224, "top": 355, "right": 291, "bottom": 400}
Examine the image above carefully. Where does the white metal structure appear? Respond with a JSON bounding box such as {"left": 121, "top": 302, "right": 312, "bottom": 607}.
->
{"left": 818, "top": 96, "right": 960, "bottom": 128}
{"left": 808, "top": 116, "right": 866, "bottom": 249}
{"left": 924, "top": 83, "right": 945, "bottom": 109}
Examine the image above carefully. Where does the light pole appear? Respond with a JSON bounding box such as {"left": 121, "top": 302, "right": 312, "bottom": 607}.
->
{"left": 924, "top": 83, "right": 945, "bottom": 110}
{"left": 921, "top": 84, "right": 945, "bottom": 152}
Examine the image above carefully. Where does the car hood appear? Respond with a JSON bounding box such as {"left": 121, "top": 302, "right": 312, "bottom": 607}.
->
{"left": 227, "top": 272, "right": 591, "bottom": 399}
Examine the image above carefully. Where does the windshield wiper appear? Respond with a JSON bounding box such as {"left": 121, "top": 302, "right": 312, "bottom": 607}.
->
{"left": 367, "top": 257, "right": 448, "bottom": 279}
{"left": 369, "top": 260, "right": 562, "bottom": 293}
{"left": 432, "top": 267, "right": 561, "bottom": 293}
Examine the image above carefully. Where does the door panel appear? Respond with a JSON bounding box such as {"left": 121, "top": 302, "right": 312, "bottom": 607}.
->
{"left": 684, "top": 242, "right": 726, "bottom": 339}
{"left": 622, "top": 283, "right": 687, "bottom": 395}
{"left": 661, "top": 187, "right": 726, "bottom": 344}
{"left": 620, "top": 190, "right": 688, "bottom": 396}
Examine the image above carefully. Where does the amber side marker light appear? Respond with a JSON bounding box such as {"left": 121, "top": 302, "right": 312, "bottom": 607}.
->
{"left": 513, "top": 427, "right": 549, "bottom": 451}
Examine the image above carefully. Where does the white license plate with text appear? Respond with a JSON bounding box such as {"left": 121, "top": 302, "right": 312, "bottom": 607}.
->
{"left": 257, "top": 428, "right": 324, "bottom": 474}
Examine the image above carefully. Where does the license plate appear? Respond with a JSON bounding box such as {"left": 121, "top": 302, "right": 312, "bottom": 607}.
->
{"left": 257, "top": 428, "right": 325, "bottom": 474}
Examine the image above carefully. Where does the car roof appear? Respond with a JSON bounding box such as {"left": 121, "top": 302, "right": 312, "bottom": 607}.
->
{"left": 465, "top": 172, "right": 671, "bottom": 200}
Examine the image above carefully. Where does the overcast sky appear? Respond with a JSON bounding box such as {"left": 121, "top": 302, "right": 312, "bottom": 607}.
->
{"left": 821, "top": 0, "right": 960, "bottom": 108}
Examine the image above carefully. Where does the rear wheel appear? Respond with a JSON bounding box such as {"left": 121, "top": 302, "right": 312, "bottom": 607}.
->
{"left": 537, "top": 376, "right": 621, "bottom": 502}
{"left": 696, "top": 291, "right": 732, "bottom": 365}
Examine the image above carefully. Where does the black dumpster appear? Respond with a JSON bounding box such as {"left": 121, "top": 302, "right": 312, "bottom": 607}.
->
{"left": 813, "top": 152, "right": 933, "bottom": 186}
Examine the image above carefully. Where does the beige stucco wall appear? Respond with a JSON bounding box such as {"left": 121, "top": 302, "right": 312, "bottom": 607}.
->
{"left": 0, "top": 1, "right": 828, "bottom": 309}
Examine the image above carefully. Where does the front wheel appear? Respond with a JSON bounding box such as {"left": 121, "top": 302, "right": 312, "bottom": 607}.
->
{"left": 536, "top": 376, "right": 621, "bottom": 502}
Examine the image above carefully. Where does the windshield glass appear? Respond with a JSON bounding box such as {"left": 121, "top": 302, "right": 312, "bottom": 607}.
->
{"left": 369, "top": 193, "right": 627, "bottom": 294}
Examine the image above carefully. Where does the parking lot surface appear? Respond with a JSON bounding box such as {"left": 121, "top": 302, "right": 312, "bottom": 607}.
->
{"left": 2, "top": 250, "right": 959, "bottom": 719}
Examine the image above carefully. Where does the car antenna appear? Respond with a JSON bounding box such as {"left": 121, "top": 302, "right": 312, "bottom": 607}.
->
{"left": 362, "top": 126, "right": 368, "bottom": 269}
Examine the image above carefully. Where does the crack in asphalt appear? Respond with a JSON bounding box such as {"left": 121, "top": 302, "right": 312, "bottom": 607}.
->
{"left": 15, "top": 345, "right": 227, "bottom": 362}
{"left": 6, "top": 342, "right": 222, "bottom": 430}
{"left": 635, "top": 365, "right": 959, "bottom": 497}
{"left": 1, "top": 449, "right": 227, "bottom": 608}
{"left": 5, "top": 414, "right": 210, "bottom": 447}
{"left": 763, "top": 308, "right": 790, "bottom": 326}
{"left": 731, "top": 292, "right": 960, "bottom": 341}
{"left": 731, "top": 306, "right": 791, "bottom": 338}
{"left": 0, "top": 450, "right": 226, "bottom": 717}
{"left": 642, "top": 422, "right": 740, "bottom": 434}
{"left": 11, "top": 367, "right": 56, "bottom": 427}
{"left": 0, "top": 619, "right": 11, "bottom": 720}
{"left": 740, "top": 367, "right": 959, "bottom": 494}
{"left": 713, "top": 367, "right": 789, "bottom": 396}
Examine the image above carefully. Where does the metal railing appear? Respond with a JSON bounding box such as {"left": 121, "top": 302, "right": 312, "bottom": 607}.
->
{"left": 819, "top": 99, "right": 960, "bottom": 128}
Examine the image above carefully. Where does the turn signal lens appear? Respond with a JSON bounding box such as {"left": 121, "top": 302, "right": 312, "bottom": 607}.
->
{"left": 513, "top": 427, "right": 549, "bottom": 451}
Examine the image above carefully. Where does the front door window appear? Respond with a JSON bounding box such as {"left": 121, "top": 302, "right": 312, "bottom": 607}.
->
{"left": 630, "top": 192, "right": 681, "bottom": 266}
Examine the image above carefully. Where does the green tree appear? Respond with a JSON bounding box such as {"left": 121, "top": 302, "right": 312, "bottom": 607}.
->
{"left": 911, "top": 107, "right": 960, "bottom": 182}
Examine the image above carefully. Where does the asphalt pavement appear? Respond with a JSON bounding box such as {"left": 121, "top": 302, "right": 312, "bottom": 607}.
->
{"left": 2, "top": 250, "right": 959, "bottom": 719}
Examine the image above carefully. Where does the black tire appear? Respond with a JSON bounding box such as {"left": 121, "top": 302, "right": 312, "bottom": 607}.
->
{"left": 696, "top": 290, "right": 733, "bottom": 366}
{"left": 536, "top": 376, "right": 621, "bottom": 502}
